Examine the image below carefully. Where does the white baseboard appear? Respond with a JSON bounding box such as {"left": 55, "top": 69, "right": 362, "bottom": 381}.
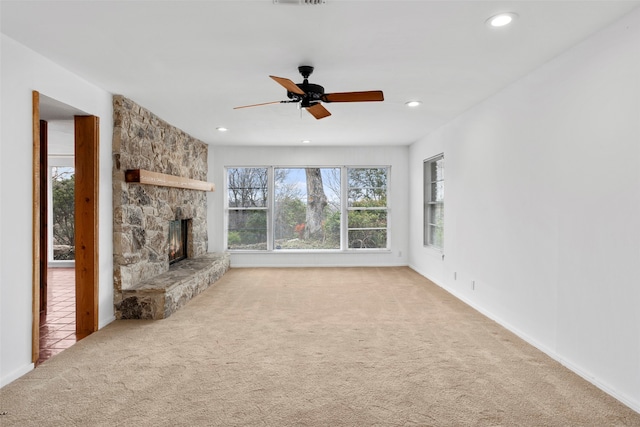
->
{"left": 99, "top": 315, "right": 116, "bottom": 329}
{"left": 1, "top": 363, "right": 34, "bottom": 389}
{"left": 408, "top": 264, "right": 640, "bottom": 415}
{"left": 230, "top": 263, "right": 409, "bottom": 268}
{"left": 1, "top": 315, "right": 113, "bottom": 390}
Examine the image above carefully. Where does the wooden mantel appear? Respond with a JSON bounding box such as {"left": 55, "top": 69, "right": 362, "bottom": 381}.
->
{"left": 125, "top": 169, "right": 215, "bottom": 192}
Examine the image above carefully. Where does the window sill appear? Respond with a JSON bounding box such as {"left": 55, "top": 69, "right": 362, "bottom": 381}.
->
{"left": 227, "top": 249, "right": 393, "bottom": 254}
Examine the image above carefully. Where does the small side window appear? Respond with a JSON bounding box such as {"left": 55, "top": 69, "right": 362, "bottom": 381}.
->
{"left": 424, "top": 155, "right": 444, "bottom": 250}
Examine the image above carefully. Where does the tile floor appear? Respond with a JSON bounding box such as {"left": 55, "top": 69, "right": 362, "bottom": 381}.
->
{"left": 38, "top": 267, "right": 77, "bottom": 365}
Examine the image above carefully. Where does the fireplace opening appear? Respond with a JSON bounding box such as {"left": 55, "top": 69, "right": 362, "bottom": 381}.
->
{"left": 169, "top": 219, "right": 188, "bottom": 265}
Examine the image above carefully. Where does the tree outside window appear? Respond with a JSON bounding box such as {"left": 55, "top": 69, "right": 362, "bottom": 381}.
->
{"left": 226, "top": 166, "right": 388, "bottom": 251}
{"left": 227, "top": 167, "right": 268, "bottom": 250}
{"left": 347, "top": 167, "right": 388, "bottom": 249}
{"left": 274, "top": 168, "right": 340, "bottom": 250}
{"left": 51, "top": 166, "right": 75, "bottom": 260}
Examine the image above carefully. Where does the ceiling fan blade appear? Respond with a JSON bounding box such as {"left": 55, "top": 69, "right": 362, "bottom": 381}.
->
{"left": 233, "top": 101, "right": 283, "bottom": 109}
{"left": 270, "top": 75, "right": 305, "bottom": 95}
{"left": 306, "top": 103, "right": 332, "bottom": 120}
{"left": 321, "top": 91, "right": 384, "bottom": 103}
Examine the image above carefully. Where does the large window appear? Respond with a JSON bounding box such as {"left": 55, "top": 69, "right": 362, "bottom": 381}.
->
{"left": 274, "top": 168, "right": 341, "bottom": 250}
{"left": 347, "top": 167, "right": 388, "bottom": 249}
{"left": 226, "top": 166, "right": 388, "bottom": 251}
{"left": 227, "top": 167, "right": 268, "bottom": 250}
{"left": 424, "top": 155, "right": 444, "bottom": 249}
{"left": 50, "top": 166, "right": 75, "bottom": 261}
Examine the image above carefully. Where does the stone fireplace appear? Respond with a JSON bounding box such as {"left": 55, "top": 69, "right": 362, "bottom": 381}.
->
{"left": 112, "top": 95, "right": 228, "bottom": 319}
{"left": 169, "top": 219, "right": 188, "bottom": 265}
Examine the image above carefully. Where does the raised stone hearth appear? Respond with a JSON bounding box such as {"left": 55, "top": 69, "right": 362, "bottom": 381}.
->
{"left": 118, "top": 253, "right": 229, "bottom": 320}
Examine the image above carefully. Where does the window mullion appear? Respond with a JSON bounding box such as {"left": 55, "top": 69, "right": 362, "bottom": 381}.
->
{"left": 341, "top": 166, "right": 347, "bottom": 250}
{"left": 267, "top": 166, "right": 274, "bottom": 251}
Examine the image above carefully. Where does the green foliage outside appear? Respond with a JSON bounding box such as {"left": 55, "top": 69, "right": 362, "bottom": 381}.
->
{"left": 52, "top": 170, "right": 75, "bottom": 260}
{"left": 347, "top": 200, "right": 388, "bottom": 249}
{"left": 227, "top": 231, "right": 241, "bottom": 246}
{"left": 275, "top": 202, "right": 341, "bottom": 250}
{"left": 346, "top": 168, "right": 388, "bottom": 249}
{"left": 227, "top": 210, "right": 268, "bottom": 250}
{"left": 275, "top": 196, "right": 306, "bottom": 239}
{"left": 227, "top": 167, "right": 388, "bottom": 250}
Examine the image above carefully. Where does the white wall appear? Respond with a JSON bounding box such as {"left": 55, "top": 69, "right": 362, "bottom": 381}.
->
{"left": 209, "top": 145, "right": 409, "bottom": 267}
{"left": 409, "top": 9, "right": 640, "bottom": 412}
{"left": 48, "top": 120, "right": 75, "bottom": 156}
{"left": 0, "top": 35, "right": 114, "bottom": 386}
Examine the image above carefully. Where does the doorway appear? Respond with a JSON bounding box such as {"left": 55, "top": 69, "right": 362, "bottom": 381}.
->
{"left": 38, "top": 119, "right": 78, "bottom": 363}
{"left": 32, "top": 92, "right": 100, "bottom": 364}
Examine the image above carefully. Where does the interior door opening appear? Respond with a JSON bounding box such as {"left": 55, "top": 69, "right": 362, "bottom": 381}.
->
{"left": 38, "top": 119, "right": 78, "bottom": 364}
{"left": 33, "top": 92, "right": 99, "bottom": 365}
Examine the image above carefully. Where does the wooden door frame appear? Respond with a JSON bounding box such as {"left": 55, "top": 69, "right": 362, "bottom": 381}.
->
{"left": 74, "top": 115, "right": 100, "bottom": 338}
{"left": 39, "top": 119, "right": 49, "bottom": 323}
{"left": 32, "top": 91, "right": 100, "bottom": 362}
{"left": 31, "top": 92, "right": 41, "bottom": 363}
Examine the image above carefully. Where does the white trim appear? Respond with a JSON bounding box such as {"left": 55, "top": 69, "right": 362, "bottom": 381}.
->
{"left": 408, "top": 264, "right": 640, "bottom": 415}
{"left": 48, "top": 164, "right": 76, "bottom": 263}
{"left": 0, "top": 363, "right": 34, "bottom": 388}
{"left": 423, "top": 154, "right": 444, "bottom": 250}
{"left": 346, "top": 166, "right": 390, "bottom": 250}
{"left": 226, "top": 165, "right": 390, "bottom": 252}
{"left": 231, "top": 262, "right": 408, "bottom": 268}
{"left": 98, "top": 315, "right": 116, "bottom": 330}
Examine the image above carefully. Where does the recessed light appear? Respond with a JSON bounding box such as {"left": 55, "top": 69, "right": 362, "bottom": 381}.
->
{"left": 301, "top": 139, "right": 311, "bottom": 144}
{"left": 486, "top": 12, "right": 518, "bottom": 28}
{"left": 405, "top": 100, "right": 422, "bottom": 108}
{"left": 216, "top": 127, "right": 228, "bottom": 132}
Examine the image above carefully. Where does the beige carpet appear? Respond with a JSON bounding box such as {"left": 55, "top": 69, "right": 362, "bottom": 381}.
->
{"left": 1, "top": 267, "right": 639, "bottom": 426}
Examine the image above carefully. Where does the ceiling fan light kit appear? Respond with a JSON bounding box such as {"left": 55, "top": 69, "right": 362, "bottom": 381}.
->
{"left": 234, "top": 65, "right": 384, "bottom": 120}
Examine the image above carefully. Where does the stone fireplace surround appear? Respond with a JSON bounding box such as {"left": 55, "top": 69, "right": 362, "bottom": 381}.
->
{"left": 112, "top": 95, "right": 228, "bottom": 319}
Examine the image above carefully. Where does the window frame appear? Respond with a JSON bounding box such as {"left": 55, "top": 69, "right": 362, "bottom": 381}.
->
{"left": 424, "top": 154, "right": 444, "bottom": 250}
{"left": 273, "top": 166, "right": 342, "bottom": 251}
{"left": 345, "top": 166, "right": 389, "bottom": 251}
{"left": 49, "top": 160, "right": 75, "bottom": 264}
{"left": 225, "top": 165, "right": 390, "bottom": 252}
{"left": 225, "top": 166, "right": 270, "bottom": 251}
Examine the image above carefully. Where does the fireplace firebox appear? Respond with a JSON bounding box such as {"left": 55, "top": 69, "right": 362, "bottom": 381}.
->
{"left": 169, "top": 219, "right": 188, "bottom": 264}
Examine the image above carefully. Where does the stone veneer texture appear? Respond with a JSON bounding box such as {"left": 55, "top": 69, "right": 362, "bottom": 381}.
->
{"left": 118, "top": 253, "right": 230, "bottom": 320}
{"left": 112, "top": 95, "right": 209, "bottom": 310}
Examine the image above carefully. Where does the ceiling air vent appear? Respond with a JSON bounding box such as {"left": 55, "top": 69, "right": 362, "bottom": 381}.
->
{"left": 273, "top": 0, "right": 326, "bottom": 5}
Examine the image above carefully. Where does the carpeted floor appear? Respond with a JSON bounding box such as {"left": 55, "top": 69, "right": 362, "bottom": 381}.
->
{"left": 1, "top": 267, "right": 639, "bottom": 426}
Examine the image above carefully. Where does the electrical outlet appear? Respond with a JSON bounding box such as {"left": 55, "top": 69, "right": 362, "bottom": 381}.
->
{"left": 472, "top": 280, "right": 475, "bottom": 290}
{"left": 454, "top": 272, "right": 457, "bottom": 280}
{"left": 398, "top": 251, "right": 402, "bottom": 257}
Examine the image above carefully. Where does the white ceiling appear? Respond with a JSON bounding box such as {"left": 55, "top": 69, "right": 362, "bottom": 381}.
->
{"left": 2, "top": 0, "right": 639, "bottom": 146}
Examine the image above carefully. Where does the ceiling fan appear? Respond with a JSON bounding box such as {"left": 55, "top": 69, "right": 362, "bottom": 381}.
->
{"left": 233, "top": 65, "right": 384, "bottom": 119}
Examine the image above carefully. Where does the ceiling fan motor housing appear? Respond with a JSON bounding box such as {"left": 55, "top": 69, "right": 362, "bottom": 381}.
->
{"left": 287, "top": 82, "right": 325, "bottom": 102}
